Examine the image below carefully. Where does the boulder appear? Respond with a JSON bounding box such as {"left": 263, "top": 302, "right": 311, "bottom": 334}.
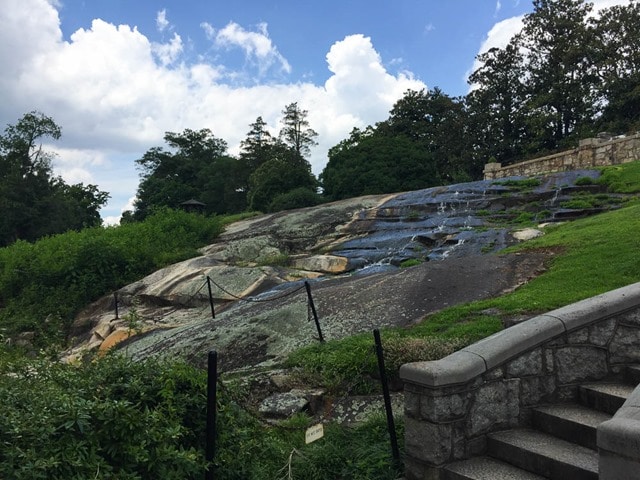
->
{"left": 513, "top": 228, "right": 543, "bottom": 241}
{"left": 291, "top": 255, "right": 351, "bottom": 274}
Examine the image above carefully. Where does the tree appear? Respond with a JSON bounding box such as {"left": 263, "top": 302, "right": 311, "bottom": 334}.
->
{"left": 278, "top": 102, "right": 318, "bottom": 161}
{"left": 245, "top": 103, "right": 320, "bottom": 211}
{"left": 383, "top": 88, "right": 474, "bottom": 182}
{"left": 239, "top": 116, "right": 274, "bottom": 172}
{"left": 247, "top": 142, "right": 318, "bottom": 212}
{"left": 133, "top": 128, "right": 244, "bottom": 218}
{"left": 467, "top": 43, "right": 530, "bottom": 165}
{"left": 591, "top": 1, "right": 640, "bottom": 132}
{"left": 321, "top": 126, "right": 437, "bottom": 200}
{"left": 0, "top": 112, "right": 109, "bottom": 246}
{"left": 518, "top": 0, "right": 596, "bottom": 148}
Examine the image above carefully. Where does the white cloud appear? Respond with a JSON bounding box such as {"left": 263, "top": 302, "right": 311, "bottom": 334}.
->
{"left": 156, "top": 9, "right": 169, "bottom": 32}
{"left": 0, "top": 0, "right": 426, "bottom": 224}
{"left": 152, "top": 32, "right": 183, "bottom": 66}
{"left": 202, "top": 21, "right": 292, "bottom": 76}
{"left": 494, "top": 1, "right": 502, "bottom": 16}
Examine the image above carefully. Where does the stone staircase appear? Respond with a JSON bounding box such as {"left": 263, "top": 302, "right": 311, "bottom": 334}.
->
{"left": 443, "top": 366, "right": 640, "bottom": 480}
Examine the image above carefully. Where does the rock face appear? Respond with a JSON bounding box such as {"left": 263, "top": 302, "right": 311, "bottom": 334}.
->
{"left": 65, "top": 169, "right": 617, "bottom": 369}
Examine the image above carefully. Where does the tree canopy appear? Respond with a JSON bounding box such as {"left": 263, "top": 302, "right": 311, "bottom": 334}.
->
{"left": 0, "top": 112, "right": 109, "bottom": 247}
{"left": 322, "top": 0, "right": 640, "bottom": 200}
{"left": 132, "top": 102, "right": 320, "bottom": 218}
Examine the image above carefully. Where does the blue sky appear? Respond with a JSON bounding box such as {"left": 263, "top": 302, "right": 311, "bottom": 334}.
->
{"left": 0, "top": 0, "right": 627, "bottom": 223}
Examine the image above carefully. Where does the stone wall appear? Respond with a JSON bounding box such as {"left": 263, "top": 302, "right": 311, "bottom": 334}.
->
{"left": 484, "top": 133, "right": 640, "bottom": 180}
{"left": 399, "top": 282, "right": 640, "bottom": 480}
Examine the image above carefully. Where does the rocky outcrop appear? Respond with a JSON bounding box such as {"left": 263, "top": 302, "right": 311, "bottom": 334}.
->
{"left": 64, "top": 169, "right": 623, "bottom": 368}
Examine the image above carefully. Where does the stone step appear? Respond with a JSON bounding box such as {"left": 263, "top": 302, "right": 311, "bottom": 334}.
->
{"left": 487, "top": 428, "right": 598, "bottom": 480}
{"left": 532, "top": 403, "right": 611, "bottom": 450}
{"left": 443, "top": 456, "right": 547, "bottom": 480}
{"left": 579, "top": 382, "right": 635, "bottom": 415}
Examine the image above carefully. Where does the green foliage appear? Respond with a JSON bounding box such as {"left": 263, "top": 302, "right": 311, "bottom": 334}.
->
{"left": 287, "top": 334, "right": 379, "bottom": 393}
{"left": 399, "top": 259, "right": 422, "bottom": 268}
{"left": 575, "top": 176, "right": 594, "bottom": 186}
{"left": 321, "top": 127, "right": 439, "bottom": 200}
{"left": 0, "top": 208, "right": 222, "bottom": 343}
{"left": 598, "top": 161, "right": 640, "bottom": 193}
{"left": 248, "top": 157, "right": 318, "bottom": 212}
{"left": 494, "top": 178, "right": 541, "bottom": 190}
{"left": 0, "top": 112, "right": 109, "bottom": 246}
{"left": 268, "top": 187, "right": 323, "bottom": 212}
{"left": 0, "top": 354, "right": 207, "bottom": 479}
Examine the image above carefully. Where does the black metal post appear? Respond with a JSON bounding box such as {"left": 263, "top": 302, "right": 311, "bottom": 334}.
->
{"left": 114, "top": 292, "right": 119, "bottom": 319}
{"left": 206, "top": 276, "right": 216, "bottom": 320}
{"left": 373, "top": 329, "right": 400, "bottom": 467}
{"left": 205, "top": 350, "right": 217, "bottom": 480}
{"left": 304, "top": 281, "right": 324, "bottom": 342}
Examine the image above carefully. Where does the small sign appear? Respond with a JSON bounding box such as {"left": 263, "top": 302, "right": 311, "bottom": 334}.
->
{"left": 305, "top": 423, "right": 324, "bottom": 444}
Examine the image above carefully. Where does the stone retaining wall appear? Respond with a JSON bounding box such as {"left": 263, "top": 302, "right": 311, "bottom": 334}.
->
{"left": 399, "top": 282, "right": 640, "bottom": 480}
{"left": 484, "top": 133, "right": 640, "bottom": 180}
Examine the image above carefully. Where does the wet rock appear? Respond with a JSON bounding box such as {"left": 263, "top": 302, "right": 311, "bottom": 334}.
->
{"left": 66, "top": 169, "right": 629, "bottom": 368}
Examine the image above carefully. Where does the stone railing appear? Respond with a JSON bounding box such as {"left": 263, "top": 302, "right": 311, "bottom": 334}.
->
{"left": 484, "top": 133, "right": 640, "bottom": 180}
{"left": 598, "top": 382, "right": 640, "bottom": 478}
{"left": 399, "top": 282, "right": 640, "bottom": 480}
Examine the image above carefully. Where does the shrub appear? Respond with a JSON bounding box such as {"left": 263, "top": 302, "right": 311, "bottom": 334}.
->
{"left": 268, "top": 187, "right": 323, "bottom": 212}
{"left": 0, "top": 209, "right": 222, "bottom": 345}
{"left": 0, "top": 354, "right": 207, "bottom": 479}
{"left": 575, "top": 176, "right": 594, "bottom": 186}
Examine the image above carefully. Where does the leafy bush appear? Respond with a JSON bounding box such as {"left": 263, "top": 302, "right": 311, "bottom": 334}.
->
{"left": 0, "top": 350, "right": 403, "bottom": 480}
{"left": 575, "top": 176, "right": 594, "bottom": 186}
{"left": 0, "top": 354, "right": 207, "bottom": 479}
{"left": 268, "top": 187, "right": 323, "bottom": 212}
{"left": 0, "top": 209, "right": 222, "bottom": 344}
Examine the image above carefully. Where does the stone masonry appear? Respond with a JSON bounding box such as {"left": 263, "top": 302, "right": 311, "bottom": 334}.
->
{"left": 484, "top": 133, "right": 640, "bottom": 180}
{"left": 400, "top": 282, "right": 640, "bottom": 480}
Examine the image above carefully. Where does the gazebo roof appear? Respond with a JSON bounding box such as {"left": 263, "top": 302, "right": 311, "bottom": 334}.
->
{"left": 180, "top": 199, "right": 206, "bottom": 206}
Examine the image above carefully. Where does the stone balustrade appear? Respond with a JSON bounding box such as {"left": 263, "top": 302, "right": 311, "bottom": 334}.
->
{"left": 484, "top": 133, "right": 640, "bottom": 180}
{"left": 400, "top": 282, "right": 640, "bottom": 480}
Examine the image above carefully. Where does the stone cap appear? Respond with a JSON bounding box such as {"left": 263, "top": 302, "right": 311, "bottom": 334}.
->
{"left": 400, "top": 282, "right": 640, "bottom": 388}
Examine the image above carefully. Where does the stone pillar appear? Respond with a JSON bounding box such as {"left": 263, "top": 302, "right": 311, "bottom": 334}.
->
{"left": 483, "top": 162, "right": 502, "bottom": 180}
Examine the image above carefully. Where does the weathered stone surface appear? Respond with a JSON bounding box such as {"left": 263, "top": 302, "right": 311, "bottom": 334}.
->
{"left": 467, "top": 379, "right": 520, "bottom": 436}
{"left": 258, "top": 391, "right": 309, "bottom": 418}
{"left": 330, "top": 393, "right": 403, "bottom": 424}
{"left": 619, "top": 309, "right": 640, "bottom": 327}
{"left": 567, "top": 327, "right": 589, "bottom": 344}
{"left": 420, "top": 392, "right": 469, "bottom": 422}
{"left": 405, "top": 417, "right": 453, "bottom": 465}
{"left": 521, "top": 376, "right": 556, "bottom": 406}
{"left": 555, "top": 346, "right": 608, "bottom": 383}
{"left": 506, "top": 349, "right": 543, "bottom": 377}
{"left": 290, "top": 254, "right": 351, "bottom": 274}
{"left": 589, "top": 318, "right": 617, "bottom": 346}
{"left": 610, "top": 325, "right": 640, "bottom": 363}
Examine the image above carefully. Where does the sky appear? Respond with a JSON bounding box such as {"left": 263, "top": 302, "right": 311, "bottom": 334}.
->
{"left": 0, "top": 0, "right": 630, "bottom": 224}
